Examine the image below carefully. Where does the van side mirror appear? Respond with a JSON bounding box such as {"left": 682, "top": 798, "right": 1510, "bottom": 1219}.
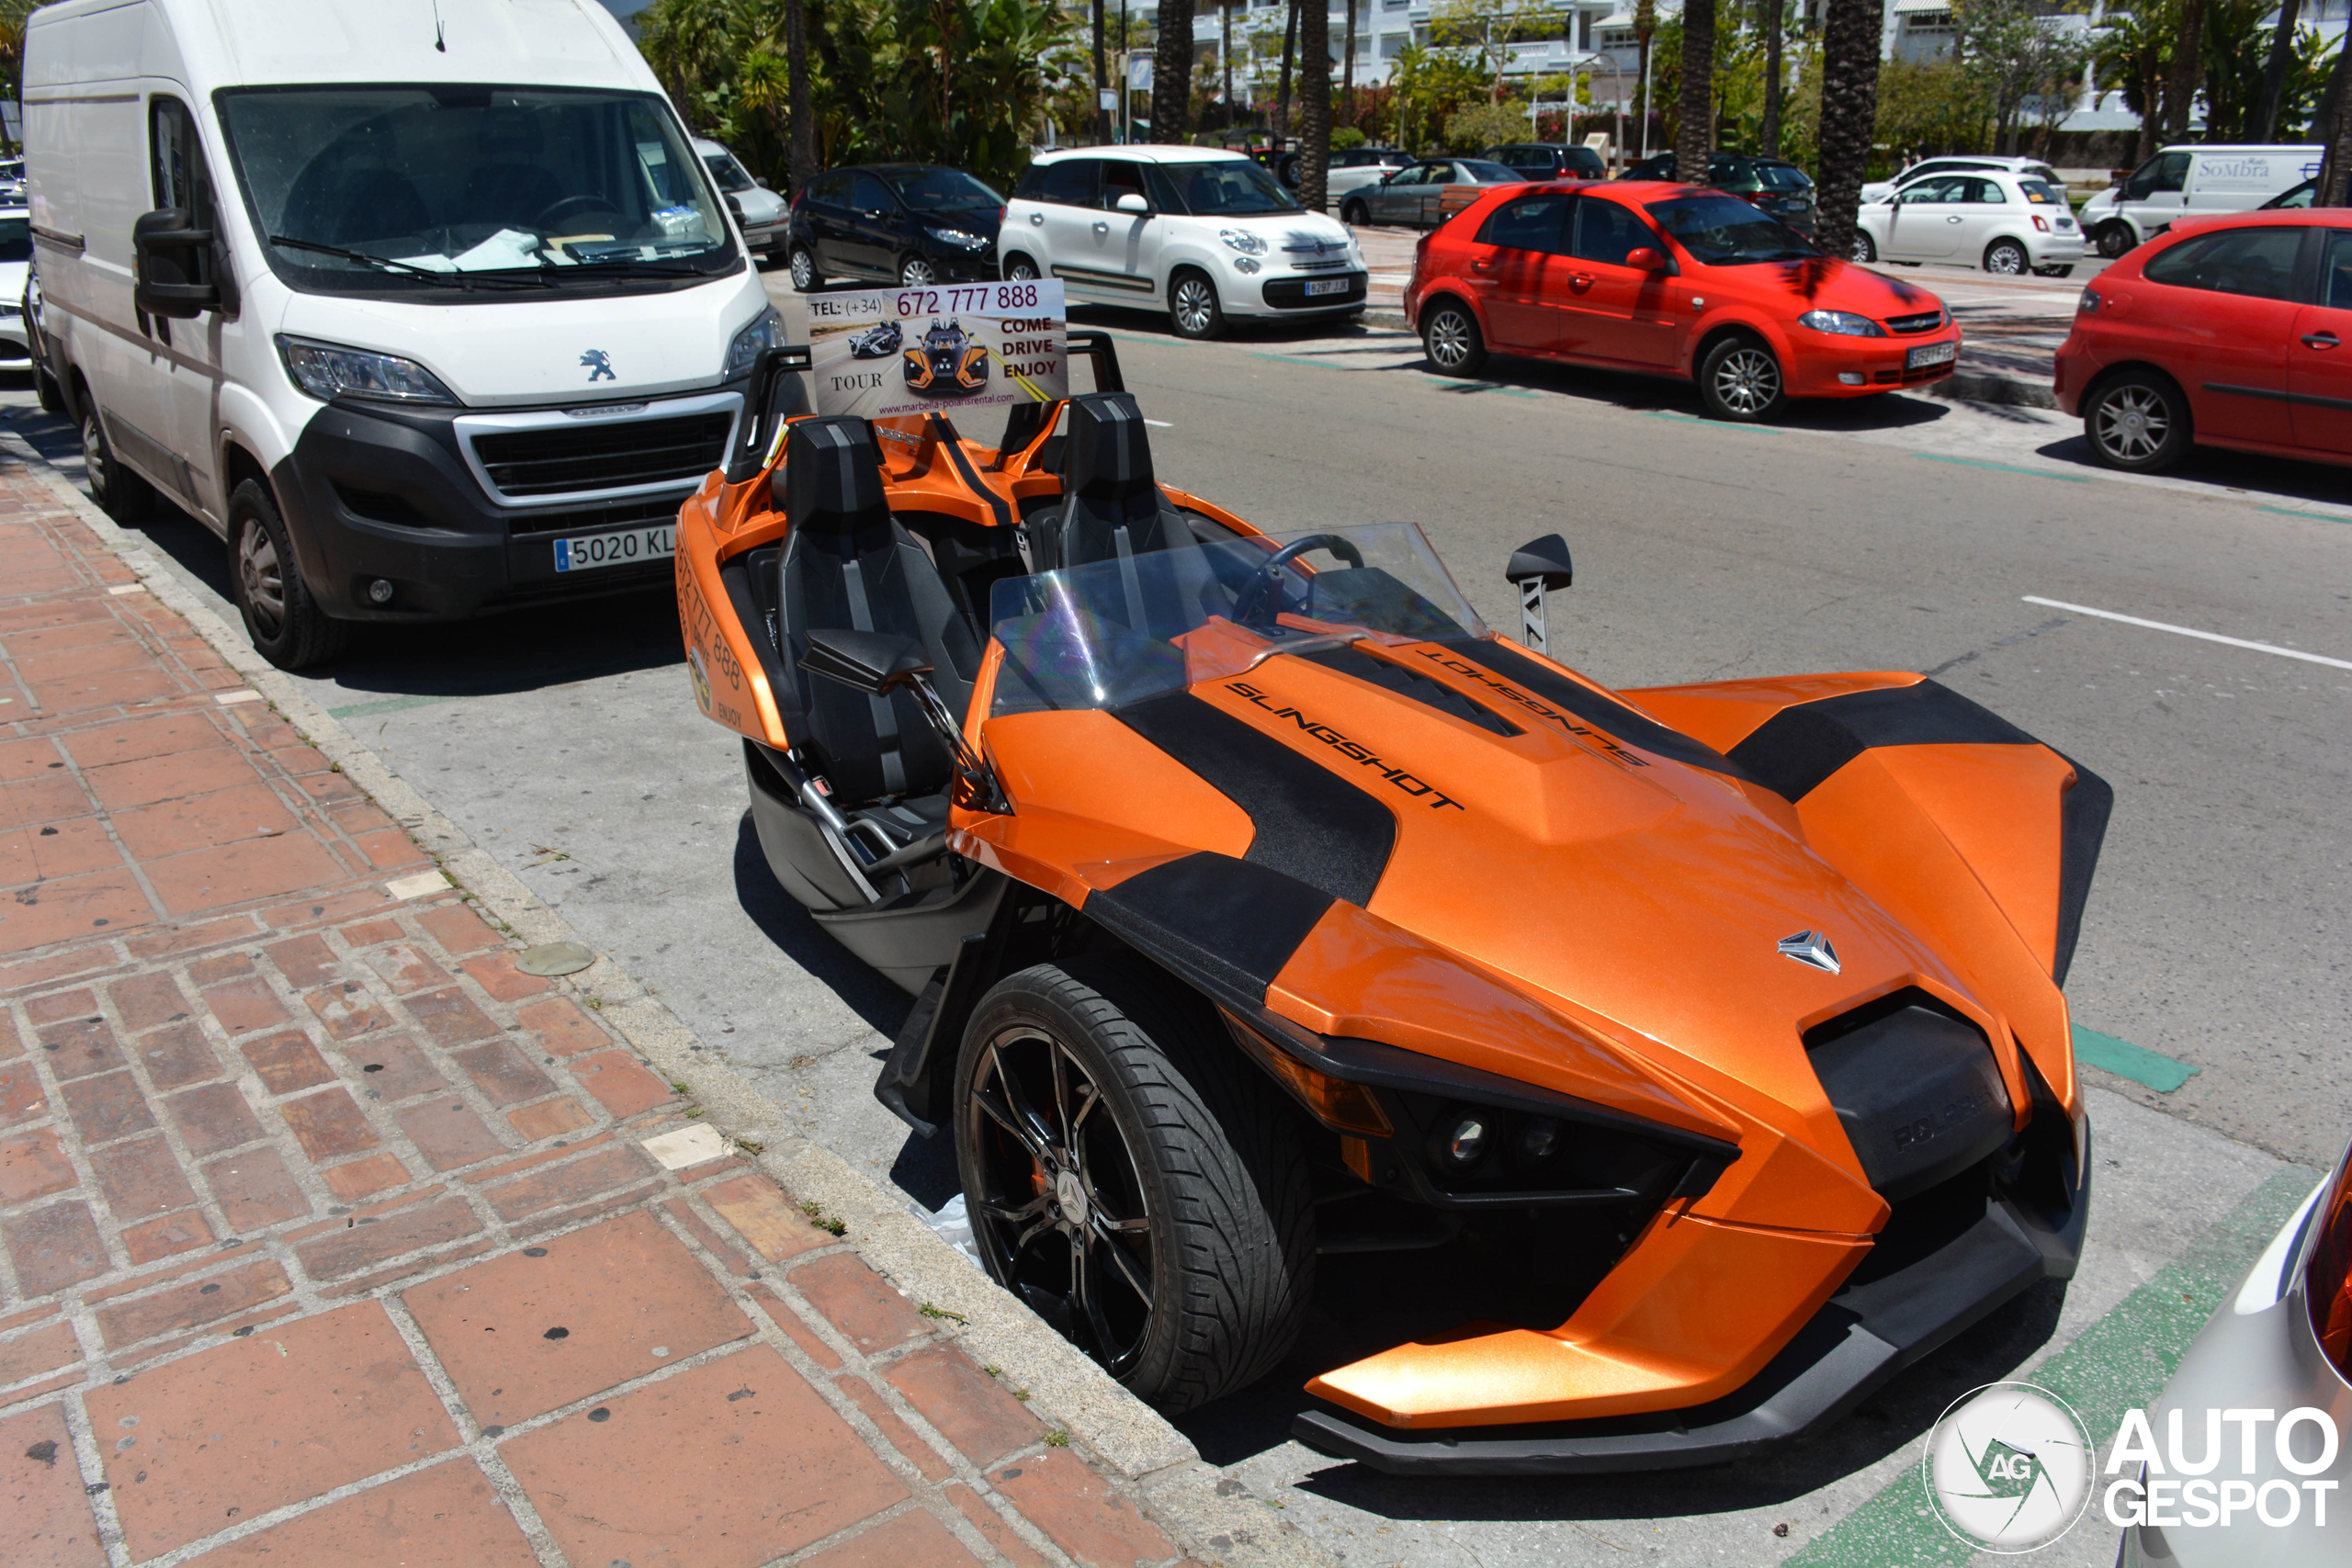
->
{"left": 802, "top": 628, "right": 933, "bottom": 697}
{"left": 1115, "top": 192, "right": 1151, "bottom": 217}
{"left": 1623, "top": 246, "right": 1666, "bottom": 271}
{"left": 1504, "top": 534, "right": 1573, "bottom": 656}
{"left": 132, "top": 208, "right": 219, "bottom": 320}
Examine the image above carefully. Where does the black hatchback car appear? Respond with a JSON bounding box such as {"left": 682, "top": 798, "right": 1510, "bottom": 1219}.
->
{"left": 787, "top": 164, "right": 1006, "bottom": 289}
{"left": 1619, "top": 151, "right": 1816, "bottom": 235}
{"left": 1484, "top": 142, "right": 1607, "bottom": 182}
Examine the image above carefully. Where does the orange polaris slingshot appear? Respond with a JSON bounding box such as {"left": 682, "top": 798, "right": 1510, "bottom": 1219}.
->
{"left": 675, "top": 339, "right": 2109, "bottom": 1472}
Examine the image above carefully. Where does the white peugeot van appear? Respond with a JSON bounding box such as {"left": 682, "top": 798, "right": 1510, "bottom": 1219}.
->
{"left": 2079, "top": 143, "right": 2323, "bottom": 259}
{"left": 998, "top": 147, "right": 1365, "bottom": 339}
{"left": 26, "top": 0, "right": 780, "bottom": 668}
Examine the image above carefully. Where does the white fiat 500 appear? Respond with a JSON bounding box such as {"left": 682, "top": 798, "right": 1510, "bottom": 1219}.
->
{"left": 998, "top": 146, "right": 1366, "bottom": 339}
{"left": 1854, "top": 169, "right": 2087, "bottom": 277}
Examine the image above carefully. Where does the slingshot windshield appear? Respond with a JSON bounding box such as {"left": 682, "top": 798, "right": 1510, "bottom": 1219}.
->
{"left": 986, "top": 524, "right": 1487, "bottom": 716}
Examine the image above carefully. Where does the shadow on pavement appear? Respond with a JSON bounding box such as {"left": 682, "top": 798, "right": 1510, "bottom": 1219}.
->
{"left": 729, "top": 812, "right": 912, "bottom": 1043}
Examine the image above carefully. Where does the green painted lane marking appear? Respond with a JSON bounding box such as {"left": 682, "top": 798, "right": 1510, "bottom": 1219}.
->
{"left": 328, "top": 694, "right": 463, "bottom": 720}
{"left": 1786, "top": 1164, "right": 2324, "bottom": 1568}
{"left": 2072, "top": 1024, "right": 2200, "bottom": 1093}
{"left": 2256, "top": 503, "right": 2352, "bottom": 525}
{"left": 1910, "top": 453, "right": 2093, "bottom": 483}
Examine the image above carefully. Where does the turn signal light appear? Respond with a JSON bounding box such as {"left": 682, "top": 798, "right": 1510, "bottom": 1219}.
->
{"left": 1220, "top": 1011, "right": 1392, "bottom": 1136}
{"left": 2307, "top": 1147, "right": 2352, "bottom": 1378}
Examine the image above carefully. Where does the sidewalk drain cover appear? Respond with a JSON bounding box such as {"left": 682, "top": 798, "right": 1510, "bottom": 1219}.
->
{"left": 516, "top": 941, "right": 596, "bottom": 977}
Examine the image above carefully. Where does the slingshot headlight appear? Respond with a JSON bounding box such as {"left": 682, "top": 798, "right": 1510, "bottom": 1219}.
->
{"left": 1440, "top": 1113, "right": 1490, "bottom": 1170}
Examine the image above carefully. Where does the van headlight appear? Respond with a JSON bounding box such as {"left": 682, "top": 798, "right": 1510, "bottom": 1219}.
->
{"left": 1219, "top": 228, "right": 1268, "bottom": 255}
{"left": 725, "top": 306, "right": 785, "bottom": 378}
{"left": 276, "top": 335, "right": 458, "bottom": 405}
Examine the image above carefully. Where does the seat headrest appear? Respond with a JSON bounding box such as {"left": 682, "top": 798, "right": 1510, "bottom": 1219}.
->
{"left": 783, "top": 416, "right": 888, "bottom": 536}
{"left": 1059, "top": 392, "right": 1155, "bottom": 502}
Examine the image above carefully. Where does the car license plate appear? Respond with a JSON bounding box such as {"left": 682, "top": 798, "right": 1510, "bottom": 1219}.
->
{"left": 1906, "top": 341, "right": 1957, "bottom": 369}
{"left": 553, "top": 525, "right": 675, "bottom": 572}
{"left": 1306, "top": 277, "right": 1350, "bottom": 297}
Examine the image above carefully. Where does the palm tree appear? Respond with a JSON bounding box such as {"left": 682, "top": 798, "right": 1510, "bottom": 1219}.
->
{"left": 1276, "top": 0, "right": 1300, "bottom": 141}
{"left": 1759, "top": 0, "right": 1783, "bottom": 156}
{"left": 1223, "top": 0, "right": 1238, "bottom": 130}
{"left": 1634, "top": 0, "right": 1656, "bottom": 154}
{"left": 1814, "top": 0, "right": 1883, "bottom": 261}
{"left": 786, "top": 0, "right": 816, "bottom": 189}
{"left": 1154, "top": 0, "right": 1197, "bottom": 141}
{"left": 1342, "top": 0, "right": 1359, "bottom": 127}
{"left": 1095, "top": 0, "right": 1112, "bottom": 143}
{"left": 1674, "top": 0, "right": 1715, "bottom": 175}
{"left": 2166, "top": 0, "right": 2208, "bottom": 139}
{"left": 1301, "top": 0, "right": 1331, "bottom": 207}
{"left": 2254, "top": 0, "right": 2303, "bottom": 141}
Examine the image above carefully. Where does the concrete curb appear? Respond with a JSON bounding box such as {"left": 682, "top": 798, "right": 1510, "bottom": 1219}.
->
{"left": 1355, "top": 311, "right": 2059, "bottom": 408}
{"left": 0, "top": 431, "right": 1341, "bottom": 1568}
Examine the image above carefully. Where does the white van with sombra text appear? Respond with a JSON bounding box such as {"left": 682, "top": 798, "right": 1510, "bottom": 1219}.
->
{"left": 26, "top": 0, "right": 780, "bottom": 668}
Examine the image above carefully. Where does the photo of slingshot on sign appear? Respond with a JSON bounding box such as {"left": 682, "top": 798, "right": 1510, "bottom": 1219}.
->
{"left": 802, "top": 280, "right": 1067, "bottom": 421}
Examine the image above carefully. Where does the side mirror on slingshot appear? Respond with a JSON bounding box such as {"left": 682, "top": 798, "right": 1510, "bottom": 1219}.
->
{"left": 1504, "top": 534, "right": 1574, "bottom": 656}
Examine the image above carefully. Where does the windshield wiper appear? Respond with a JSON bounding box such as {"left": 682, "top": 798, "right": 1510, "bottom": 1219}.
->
{"left": 551, "top": 256, "right": 712, "bottom": 277}
{"left": 268, "top": 235, "right": 553, "bottom": 289}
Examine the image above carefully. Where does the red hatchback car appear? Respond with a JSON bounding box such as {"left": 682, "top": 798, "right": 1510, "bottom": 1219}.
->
{"left": 1404, "top": 181, "right": 1963, "bottom": 421}
{"left": 2056, "top": 209, "right": 2352, "bottom": 472}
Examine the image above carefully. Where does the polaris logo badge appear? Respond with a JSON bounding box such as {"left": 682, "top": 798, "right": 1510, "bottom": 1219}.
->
{"left": 1777, "top": 930, "right": 1841, "bottom": 974}
{"left": 1893, "top": 1089, "right": 1989, "bottom": 1151}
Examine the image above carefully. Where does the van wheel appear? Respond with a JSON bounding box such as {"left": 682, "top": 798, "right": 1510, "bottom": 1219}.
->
{"left": 36, "top": 367, "right": 63, "bottom": 416}
{"left": 2096, "top": 222, "right": 2135, "bottom": 259}
{"left": 954, "top": 956, "right": 1314, "bottom": 1412}
{"left": 1984, "top": 238, "right": 2030, "bottom": 275}
{"left": 229, "top": 479, "right": 347, "bottom": 670}
{"left": 2083, "top": 370, "right": 2189, "bottom": 474}
{"left": 1421, "top": 299, "right": 1486, "bottom": 375}
{"left": 1169, "top": 270, "right": 1224, "bottom": 339}
{"left": 788, "top": 246, "right": 821, "bottom": 291}
{"left": 1341, "top": 198, "right": 1370, "bottom": 227}
{"left": 1699, "top": 334, "right": 1786, "bottom": 422}
{"left": 78, "top": 399, "right": 153, "bottom": 525}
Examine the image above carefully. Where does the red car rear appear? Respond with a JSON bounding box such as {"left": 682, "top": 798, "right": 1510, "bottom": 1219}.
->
{"left": 1404, "top": 180, "right": 1962, "bottom": 421}
{"left": 2056, "top": 209, "right": 2352, "bottom": 472}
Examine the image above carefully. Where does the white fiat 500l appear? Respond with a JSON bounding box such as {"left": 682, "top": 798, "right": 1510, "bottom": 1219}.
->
{"left": 999, "top": 147, "right": 1367, "bottom": 339}
{"left": 1854, "top": 169, "right": 2087, "bottom": 277}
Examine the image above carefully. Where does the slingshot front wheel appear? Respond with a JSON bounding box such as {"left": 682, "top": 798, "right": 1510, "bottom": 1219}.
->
{"left": 954, "top": 958, "right": 1314, "bottom": 1413}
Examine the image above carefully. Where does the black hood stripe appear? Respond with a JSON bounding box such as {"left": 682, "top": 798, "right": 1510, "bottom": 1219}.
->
{"left": 2052, "top": 750, "right": 2112, "bottom": 989}
{"left": 1725, "top": 680, "right": 2038, "bottom": 803}
{"left": 1115, "top": 689, "right": 1396, "bottom": 909}
{"left": 1436, "top": 637, "right": 1748, "bottom": 780}
{"left": 1085, "top": 852, "right": 1334, "bottom": 1005}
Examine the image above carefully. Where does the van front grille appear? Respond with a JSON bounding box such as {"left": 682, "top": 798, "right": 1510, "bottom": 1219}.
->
{"left": 469, "top": 412, "right": 733, "bottom": 500}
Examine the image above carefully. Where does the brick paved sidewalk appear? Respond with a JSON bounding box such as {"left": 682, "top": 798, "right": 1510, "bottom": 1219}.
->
{"left": 0, "top": 468, "right": 1197, "bottom": 1565}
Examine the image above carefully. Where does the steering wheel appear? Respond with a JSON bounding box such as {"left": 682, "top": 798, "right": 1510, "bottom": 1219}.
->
{"left": 1236, "top": 533, "right": 1365, "bottom": 624}
{"left": 536, "top": 195, "right": 626, "bottom": 232}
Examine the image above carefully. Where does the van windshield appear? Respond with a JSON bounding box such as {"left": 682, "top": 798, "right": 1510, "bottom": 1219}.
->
{"left": 216, "top": 85, "right": 739, "bottom": 294}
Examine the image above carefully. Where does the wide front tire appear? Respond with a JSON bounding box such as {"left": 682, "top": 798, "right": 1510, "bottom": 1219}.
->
{"left": 954, "top": 958, "right": 1314, "bottom": 1413}
{"left": 1698, "top": 334, "right": 1786, "bottom": 422}
{"left": 229, "top": 479, "right": 348, "bottom": 670}
{"left": 2083, "top": 369, "right": 2190, "bottom": 473}
{"left": 1420, "top": 299, "right": 1486, "bottom": 376}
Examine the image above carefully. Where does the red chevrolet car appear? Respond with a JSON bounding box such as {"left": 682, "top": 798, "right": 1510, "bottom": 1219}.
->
{"left": 2056, "top": 209, "right": 2352, "bottom": 472}
{"left": 1404, "top": 181, "right": 1963, "bottom": 421}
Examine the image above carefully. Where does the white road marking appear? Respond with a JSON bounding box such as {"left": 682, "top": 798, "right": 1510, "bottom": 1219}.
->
{"left": 2022, "top": 595, "right": 2352, "bottom": 671}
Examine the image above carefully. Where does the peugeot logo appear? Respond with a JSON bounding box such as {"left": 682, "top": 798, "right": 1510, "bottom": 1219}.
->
{"left": 580, "top": 349, "right": 616, "bottom": 383}
{"left": 1776, "top": 930, "right": 1841, "bottom": 974}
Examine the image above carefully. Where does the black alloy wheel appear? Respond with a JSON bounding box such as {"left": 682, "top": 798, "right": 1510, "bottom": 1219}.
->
{"left": 2083, "top": 370, "right": 2190, "bottom": 473}
{"left": 954, "top": 958, "right": 1313, "bottom": 1412}
{"left": 2096, "top": 222, "right": 2136, "bottom": 260}
{"left": 1420, "top": 299, "right": 1486, "bottom": 376}
{"left": 1698, "top": 334, "right": 1785, "bottom": 422}
{"left": 228, "top": 479, "right": 348, "bottom": 670}
{"left": 1984, "top": 238, "right": 2030, "bottom": 275}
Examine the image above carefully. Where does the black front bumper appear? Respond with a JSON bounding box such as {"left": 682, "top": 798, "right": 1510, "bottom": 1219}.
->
{"left": 269, "top": 388, "right": 740, "bottom": 623}
{"left": 1293, "top": 1125, "right": 2091, "bottom": 1475}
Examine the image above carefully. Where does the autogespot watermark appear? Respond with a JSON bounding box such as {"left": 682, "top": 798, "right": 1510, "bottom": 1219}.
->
{"left": 1922, "top": 1382, "right": 2343, "bottom": 1551}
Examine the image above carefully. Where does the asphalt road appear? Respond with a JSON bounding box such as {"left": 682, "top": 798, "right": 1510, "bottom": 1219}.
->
{"left": 6, "top": 295, "right": 2347, "bottom": 1564}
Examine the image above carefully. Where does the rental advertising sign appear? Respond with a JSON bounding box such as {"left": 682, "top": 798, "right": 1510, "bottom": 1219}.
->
{"left": 803, "top": 280, "right": 1068, "bottom": 421}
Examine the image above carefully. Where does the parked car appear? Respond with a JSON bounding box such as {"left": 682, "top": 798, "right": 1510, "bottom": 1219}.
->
{"left": 1407, "top": 182, "right": 1962, "bottom": 421}
{"left": 695, "top": 138, "right": 787, "bottom": 262}
{"left": 2115, "top": 1135, "right": 2349, "bottom": 1566}
{"left": 1853, "top": 169, "right": 2085, "bottom": 276}
{"left": 2079, "top": 142, "right": 2321, "bottom": 258}
{"left": 1324, "top": 145, "right": 1413, "bottom": 206}
{"left": 0, "top": 208, "right": 29, "bottom": 370}
{"left": 1339, "top": 158, "right": 1525, "bottom": 230}
{"left": 999, "top": 146, "right": 1366, "bottom": 339}
{"left": 1616, "top": 151, "right": 1815, "bottom": 234}
{"left": 1860, "top": 154, "right": 2061, "bottom": 206}
{"left": 787, "top": 164, "right": 1005, "bottom": 289}
{"left": 27, "top": 0, "right": 776, "bottom": 671}
{"left": 2057, "top": 210, "right": 2352, "bottom": 473}
{"left": 1485, "top": 142, "right": 1608, "bottom": 182}
{"left": 2265, "top": 177, "right": 2315, "bottom": 209}
{"left": 0, "top": 158, "right": 24, "bottom": 204}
